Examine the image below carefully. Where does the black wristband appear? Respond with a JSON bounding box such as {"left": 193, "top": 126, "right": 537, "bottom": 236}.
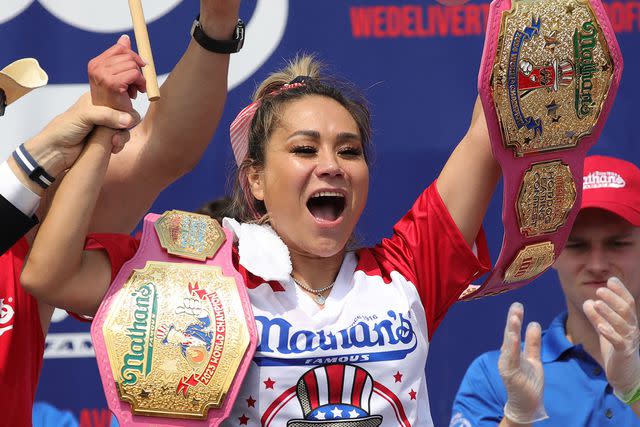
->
{"left": 12, "top": 143, "right": 55, "bottom": 189}
{"left": 190, "top": 16, "right": 245, "bottom": 54}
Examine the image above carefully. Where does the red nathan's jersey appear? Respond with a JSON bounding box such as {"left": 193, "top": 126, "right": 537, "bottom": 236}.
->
{"left": 89, "top": 183, "right": 490, "bottom": 426}
{"left": 0, "top": 238, "right": 44, "bottom": 425}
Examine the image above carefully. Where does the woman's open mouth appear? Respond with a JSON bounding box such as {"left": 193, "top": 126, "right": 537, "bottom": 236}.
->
{"left": 306, "top": 191, "right": 346, "bottom": 223}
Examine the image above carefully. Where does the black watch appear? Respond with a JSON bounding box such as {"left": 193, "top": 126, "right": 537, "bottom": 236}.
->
{"left": 191, "top": 16, "right": 245, "bottom": 54}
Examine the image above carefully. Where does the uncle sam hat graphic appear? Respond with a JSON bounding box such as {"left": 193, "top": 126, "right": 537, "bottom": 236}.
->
{"left": 287, "top": 364, "right": 383, "bottom": 427}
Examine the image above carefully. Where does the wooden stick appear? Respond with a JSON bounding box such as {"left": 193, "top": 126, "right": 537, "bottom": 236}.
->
{"left": 128, "top": 0, "right": 160, "bottom": 101}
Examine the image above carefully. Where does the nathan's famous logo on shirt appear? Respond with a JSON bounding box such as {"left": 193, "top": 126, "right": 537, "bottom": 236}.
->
{"left": 120, "top": 282, "right": 158, "bottom": 385}
{"left": 253, "top": 310, "right": 416, "bottom": 366}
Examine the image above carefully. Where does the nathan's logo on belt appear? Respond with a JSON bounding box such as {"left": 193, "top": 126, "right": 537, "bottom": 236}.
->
{"left": 120, "top": 282, "right": 158, "bottom": 386}
{"left": 504, "top": 18, "right": 575, "bottom": 139}
{"left": 102, "top": 261, "right": 251, "bottom": 418}
{"left": 94, "top": 213, "right": 255, "bottom": 421}
{"left": 490, "top": 0, "right": 616, "bottom": 158}
{"left": 574, "top": 21, "right": 599, "bottom": 118}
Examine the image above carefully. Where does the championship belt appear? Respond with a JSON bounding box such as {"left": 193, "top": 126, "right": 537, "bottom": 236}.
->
{"left": 91, "top": 211, "right": 257, "bottom": 426}
{"left": 460, "top": 0, "right": 622, "bottom": 300}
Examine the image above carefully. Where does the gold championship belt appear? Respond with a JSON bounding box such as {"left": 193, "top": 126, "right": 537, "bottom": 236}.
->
{"left": 460, "top": 0, "right": 622, "bottom": 299}
{"left": 91, "top": 211, "right": 257, "bottom": 426}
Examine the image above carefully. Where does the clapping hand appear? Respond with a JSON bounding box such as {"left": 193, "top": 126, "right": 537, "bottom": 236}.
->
{"left": 583, "top": 277, "right": 640, "bottom": 403}
{"left": 498, "top": 302, "right": 548, "bottom": 424}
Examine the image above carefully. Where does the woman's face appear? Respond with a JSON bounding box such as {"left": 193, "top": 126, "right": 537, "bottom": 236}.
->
{"left": 249, "top": 95, "right": 369, "bottom": 259}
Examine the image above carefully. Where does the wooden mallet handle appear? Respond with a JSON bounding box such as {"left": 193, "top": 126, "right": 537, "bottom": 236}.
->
{"left": 128, "top": 0, "right": 160, "bottom": 101}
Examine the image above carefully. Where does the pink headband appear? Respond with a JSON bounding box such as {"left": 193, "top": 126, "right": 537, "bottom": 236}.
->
{"left": 229, "top": 80, "right": 307, "bottom": 218}
{"left": 229, "top": 101, "right": 260, "bottom": 166}
{"left": 229, "top": 80, "right": 307, "bottom": 166}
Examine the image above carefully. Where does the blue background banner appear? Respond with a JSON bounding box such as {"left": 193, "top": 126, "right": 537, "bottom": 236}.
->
{"left": 1, "top": 1, "right": 638, "bottom": 425}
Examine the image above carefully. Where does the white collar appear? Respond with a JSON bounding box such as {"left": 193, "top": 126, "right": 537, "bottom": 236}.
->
{"left": 222, "top": 218, "right": 292, "bottom": 282}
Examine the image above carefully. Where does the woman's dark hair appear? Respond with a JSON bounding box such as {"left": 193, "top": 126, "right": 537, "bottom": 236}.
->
{"left": 195, "top": 196, "right": 234, "bottom": 223}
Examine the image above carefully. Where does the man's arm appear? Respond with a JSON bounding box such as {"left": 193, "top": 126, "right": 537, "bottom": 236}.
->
{"left": 91, "top": 1, "right": 241, "bottom": 233}
{"left": 451, "top": 352, "right": 509, "bottom": 426}
{"left": 451, "top": 303, "right": 546, "bottom": 427}
{"left": 0, "top": 94, "right": 138, "bottom": 253}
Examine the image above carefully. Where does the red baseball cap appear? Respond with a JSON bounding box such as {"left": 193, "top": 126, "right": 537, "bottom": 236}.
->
{"left": 581, "top": 155, "right": 640, "bottom": 226}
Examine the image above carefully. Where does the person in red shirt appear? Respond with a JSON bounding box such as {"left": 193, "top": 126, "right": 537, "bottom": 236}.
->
{"left": 2, "top": 1, "right": 243, "bottom": 422}
{"left": 0, "top": 41, "right": 142, "bottom": 423}
{"left": 21, "top": 50, "right": 499, "bottom": 424}
{"left": 0, "top": 57, "right": 132, "bottom": 254}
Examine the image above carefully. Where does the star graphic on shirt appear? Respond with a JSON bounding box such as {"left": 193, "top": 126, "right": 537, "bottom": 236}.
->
{"left": 314, "top": 410, "right": 327, "bottom": 420}
{"left": 264, "top": 377, "right": 276, "bottom": 389}
{"left": 238, "top": 414, "right": 249, "bottom": 425}
{"left": 349, "top": 409, "right": 360, "bottom": 418}
{"left": 393, "top": 371, "right": 403, "bottom": 383}
{"left": 331, "top": 407, "right": 343, "bottom": 418}
{"left": 246, "top": 395, "right": 256, "bottom": 407}
{"left": 409, "top": 389, "right": 417, "bottom": 400}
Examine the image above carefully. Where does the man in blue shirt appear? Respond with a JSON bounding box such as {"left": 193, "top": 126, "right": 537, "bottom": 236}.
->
{"left": 451, "top": 155, "right": 640, "bottom": 427}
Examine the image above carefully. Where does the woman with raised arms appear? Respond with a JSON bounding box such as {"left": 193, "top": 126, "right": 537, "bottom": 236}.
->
{"left": 22, "top": 55, "right": 499, "bottom": 426}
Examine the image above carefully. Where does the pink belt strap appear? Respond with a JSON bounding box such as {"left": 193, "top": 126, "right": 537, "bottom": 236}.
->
{"left": 461, "top": 0, "right": 623, "bottom": 300}
{"left": 91, "top": 211, "right": 257, "bottom": 426}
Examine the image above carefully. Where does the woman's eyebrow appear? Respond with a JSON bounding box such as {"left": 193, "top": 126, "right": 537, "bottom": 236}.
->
{"left": 286, "top": 130, "right": 360, "bottom": 142}
{"left": 288, "top": 130, "right": 320, "bottom": 140}
{"left": 336, "top": 132, "right": 361, "bottom": 142}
